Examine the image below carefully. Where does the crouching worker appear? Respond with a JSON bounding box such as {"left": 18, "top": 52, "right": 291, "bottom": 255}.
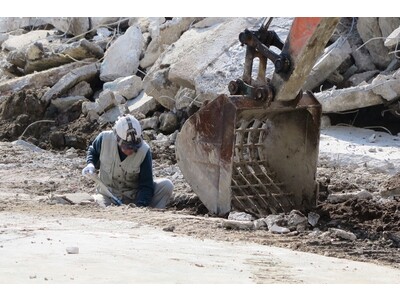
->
{"left": 82, "top": 114, "right": 174, "bottom": 208}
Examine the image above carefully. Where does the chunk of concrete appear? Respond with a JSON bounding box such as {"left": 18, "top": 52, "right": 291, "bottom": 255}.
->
{"left": 42, "top": 62, "right": 100, "bottom": 103}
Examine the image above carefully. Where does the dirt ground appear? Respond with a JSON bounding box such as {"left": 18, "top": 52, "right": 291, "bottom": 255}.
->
{"left": 0, "top": 133, "right": 399, "bottom": 273}
{"left": 1, "top": 88, "right": 400, "bottom": 279}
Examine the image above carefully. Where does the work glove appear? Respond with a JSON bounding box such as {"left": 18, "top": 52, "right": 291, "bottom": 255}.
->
{"left": 82, "top": 163, "right": 95, "bottom": 176}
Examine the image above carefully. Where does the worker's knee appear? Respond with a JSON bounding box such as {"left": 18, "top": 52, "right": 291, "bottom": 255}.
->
{"left": 154, "top": 178, "right": 174, "bottom": 195}
{"left": 151, "top": 178, "right": 174, "bottom": 208}
{"left": 164, "top": 179, "right": 174, "bottom": 195}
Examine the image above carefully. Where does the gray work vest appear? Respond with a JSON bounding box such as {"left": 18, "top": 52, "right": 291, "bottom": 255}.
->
{"left": 98, "top": 131, "right": 150, "bottom": 201}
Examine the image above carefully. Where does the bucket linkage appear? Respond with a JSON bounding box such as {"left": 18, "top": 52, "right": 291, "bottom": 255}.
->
{"left": 176, "top": 17, "right": 339, "bottom": 217}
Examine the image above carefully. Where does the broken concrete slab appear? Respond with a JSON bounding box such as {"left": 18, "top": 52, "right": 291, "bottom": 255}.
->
{"left": 65, "top": 81, "right": 93, "bottom": 98}
{"left": 379, "top": 18, "right": 400, "bottom": 39}
{"left": 0, "top": 59, "right": 96, "bottom": 95}
{"left": 100, "top": 25, "right": 143, "bottom": 82}
{"left": 81, "top": 101, "right": 100, "bottom": 121}
{"left": 175, "top": 87, "right": 196, "bottom": 110}
{"left": 0, "top": 17, "right": 46, "bottom": 33}
{"left": 91, "top": 17, "right": 127, "bottom": 31}
{"left": 1, "top": 30, "right": 50, "bottom": 51}
{"left": 351, "top": 44, "right": 376, "bottom": 72}
{"left": 137, "top": 18, "right": 203, "bottom": 69}
{"left": 221, "top": 219, "right": 255, "bottom": 230}
{"left": 143, "top": 68, "right": 179, "bottom": 110}
{"left": 40, "top": 17, "right": 90, "bottom": 37}
{"left": 23, "top": 39, "right": 104, "bottom": 74}
{"left": 97, "top": 104, "right": 128, "bottom": 126}
{"left": 167, "top": 18, "right": 258, "bottom": 89}
{"left": 62, "top": 192, "right": 94, "bottom": 204}
{"left": 51, "top": 96, "right": 88, "bottom": 113}
{"left": 304, "top": 36, "right": 352, "bottom": 91}
{"left": 329, "top": 228, "right": 357, "bottom": 241}
{"left": 103, "top": 75, "right": 143, "bottom": 100}
{"left": 140, "top": 116, "right": 159, "bottom": 130}
{"left": 136, "top": 18, "right": 166, "bottom": 69}
{"left": 159, "top": 112, "right": 178, "bottom": 134}
{"left": 140, "top": 36, "right": 162, "bottom": 69}
{"left": 127, "top": 91, "right": 159, "bottom": 116}
{"left": 385, "top": 26, "right": 400, "bottom": 47}
{"left": 346, "top": 70, "right": 379, "bottom": 86}
{"left": 11, "top": 139, "right": 45, "bottom": 152}
{"left": 357, "top": 17, "right": 393, "bottom": 70}
{"left": 47, "top": 192, "right": 94, "bottom": 205}
{"left": 371, "top": 72, "right": 400, "bottom": 101}
{"left": 144, "top": 18, "right": 261, "bottom": 108}
{"left": 81, "top": 88, "right": 128, "bottom": 122}
{"left": 96, "top": 89, "right": 126, "bottom": 114}
{"left": 159, "top": 17, "right": 201, "bottom": 46}
{"left": 327, "top": 190, "right": 373, "bottom": 204}
{"left": 42, "top": 62, "right": 100, "bottom": 103}
{"left": 315, "top": 84, "right": 384, "bottom": 113}
{"left": 5, "top": 38, "right": 104, "bottom": 75}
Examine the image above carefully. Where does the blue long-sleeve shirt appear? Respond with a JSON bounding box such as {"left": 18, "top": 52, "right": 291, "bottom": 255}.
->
{"left": 86, "top": 132, "right": 154, "bottom": 207}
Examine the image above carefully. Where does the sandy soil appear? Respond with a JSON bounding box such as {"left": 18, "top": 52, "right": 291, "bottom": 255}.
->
{"left": 0, "top": 125, "right": 399, "bottom": 281}
{"left": 0, "top": 89, "right": 400, "bottom": 283}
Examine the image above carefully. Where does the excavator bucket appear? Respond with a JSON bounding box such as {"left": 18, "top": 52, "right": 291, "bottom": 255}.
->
{"left": 176, "top": 17, "right": 339, "bottom": 217}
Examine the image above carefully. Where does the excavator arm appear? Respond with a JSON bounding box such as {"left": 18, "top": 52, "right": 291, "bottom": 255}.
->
{"left": 176, "top": 17, "right": 340, "bottom": 217}
{"left": 271, "top": 17, "right": 340, "bottom": 101}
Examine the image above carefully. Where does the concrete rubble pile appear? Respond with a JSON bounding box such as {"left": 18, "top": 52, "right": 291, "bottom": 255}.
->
{"left": 0, "top": 17, "right": 399, "bottom": 149}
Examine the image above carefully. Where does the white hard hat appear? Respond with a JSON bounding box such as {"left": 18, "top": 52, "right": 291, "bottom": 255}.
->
{"left": 113, "top": 115, "right": 142, "bottom": 149}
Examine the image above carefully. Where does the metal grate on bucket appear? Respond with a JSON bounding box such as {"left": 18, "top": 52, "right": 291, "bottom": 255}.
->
{"left": 231, "top": 118, "right": 294, "bottom": 216}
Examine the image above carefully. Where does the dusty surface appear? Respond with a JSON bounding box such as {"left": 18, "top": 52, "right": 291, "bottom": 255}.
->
{"left": 0, "top": 129, "right": 400, "bottom": 283}
{"left": 2, "top": 212, "right": 400, "bottom": 284}
{"left": 1, "top": 89, "right": 400, "bottom": 282}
